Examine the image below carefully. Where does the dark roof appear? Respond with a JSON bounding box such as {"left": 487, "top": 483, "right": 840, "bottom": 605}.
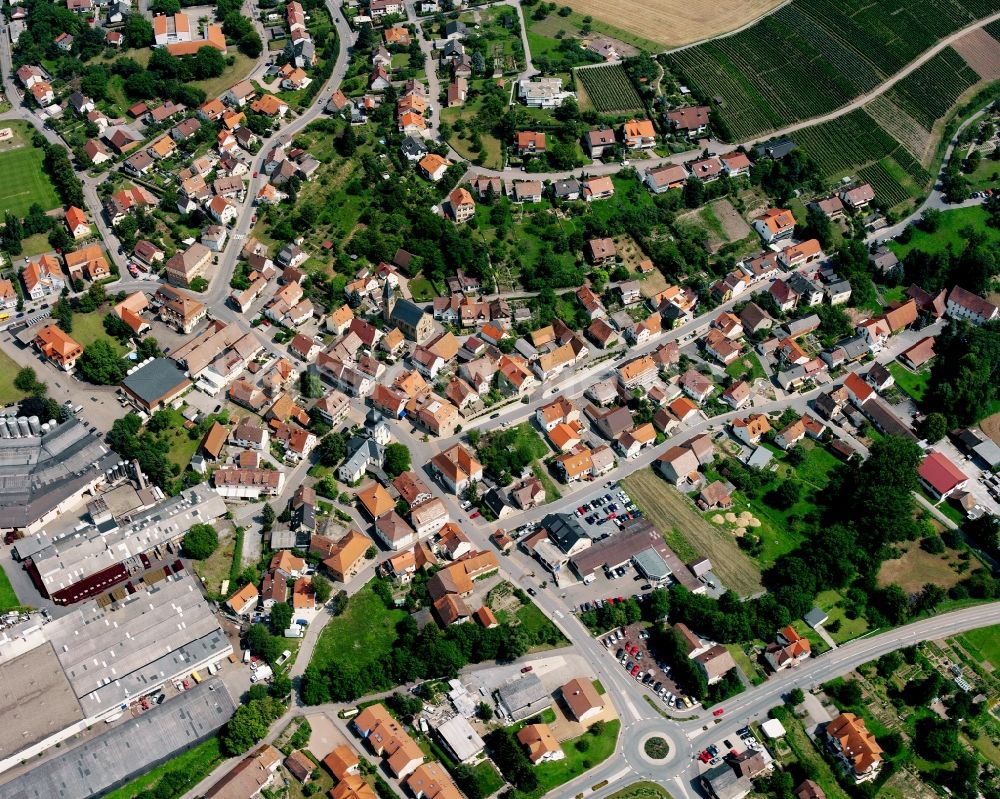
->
{"left": 543, "top": 513, "right": 589, "bottom": 553}
{"left": 390, "top": 298, "right": 428, "bottom": 328}
{"left": 121, "top": 358, "right": 190, "bottom": 404}
{"left": 0, "top": 680, "right": 236, "bottom": 799}
{"left": 401, "top": 136, "right": 428, "bottom": 156}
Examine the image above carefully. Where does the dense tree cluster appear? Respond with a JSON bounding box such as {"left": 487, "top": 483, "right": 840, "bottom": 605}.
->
{"left": 220, "top": 693, "right": 285, "bottom": 755}
{"left": 300, "top": 584, "right": 542, "bottom": 704}
{"left": 107, "top": 413, "right": 175, "bottom": 488}
{"left": 923, "top": 320, "right": 1000, "bottom": 426}
{"left": 476, "top": 425, "right": 547, "bottom": 485}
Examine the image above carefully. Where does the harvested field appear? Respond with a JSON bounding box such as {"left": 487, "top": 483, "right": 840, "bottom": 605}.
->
{"left": 981, "top": 411, "right": 1000, "bottom": 447}
{"left": 865, "top": 95, "right": 933, "bottom": 163}
{"left": 623, "top": 468, "right": 763, "bottom": 597}
{"left": 563, "top": 0, "right": 785, "bottom": 49}
{"left": 878, "top": 540, "right": 977, "bottom": 594}
{"left": 951, "top": 27, "right": 1000, "bottom": 80}
{"left": 711, "top": 199, "right": 751, "bottom": 240}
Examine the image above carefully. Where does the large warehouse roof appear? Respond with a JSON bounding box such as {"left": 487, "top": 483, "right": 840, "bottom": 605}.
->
{"left": 0, "top": 679, "right": 236, "bottom": 799}
{"left": 43, "top": 572, "right": 232, "bottom": 717}
{"left": 0, "top": 418, "right": 119, "bottom": 530}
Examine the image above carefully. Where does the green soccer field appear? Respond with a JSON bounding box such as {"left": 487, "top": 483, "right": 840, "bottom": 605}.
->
{"left": 0, "top": 136, "right": 61, "bottom": 217}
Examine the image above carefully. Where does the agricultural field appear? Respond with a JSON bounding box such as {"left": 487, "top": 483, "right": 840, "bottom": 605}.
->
{"left": 575, "top": 63, "right": 643, "bottom": 114}
{"left": 791, "top": 109, "right": 932, "bottom": 206}
{"left": 0, "top": 122, "right": 61, "bottom": 217}
{"left": 883, "top": 47, "right": 979, "bottom": 131}
{"left": 950, "top": 27, "right": 1000, "bottom": 80}
{"left": 878, "top": 539, "right": 978, "bottom": 594}
{"left": 668, "top": 0, "right": 997, "bottom": 140}
{"left": 622, "top": 468, "right": 764, "bottom": 597}
{"left": 560, "top": 0, "right": 783, "bottom": 48}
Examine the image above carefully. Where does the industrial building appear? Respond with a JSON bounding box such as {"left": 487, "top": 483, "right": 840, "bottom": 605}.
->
{"left": 0, "top": 571, "right": 232, "bottom": 771}
{"left": 0, "top": 417, "right": 120, "bottom": 538}
{"left": 0, "top": 679, "right": 236, "bottom": 794}
{"left": 20, "top": 484, "right": 226, "bottom": 605}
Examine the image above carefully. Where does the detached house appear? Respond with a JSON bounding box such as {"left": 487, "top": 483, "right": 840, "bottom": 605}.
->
{"left": 754, "top": 208, "right": 796, "bottom": 243}
{"left": 621, "top": 118, "right": 656, "bottom": 149}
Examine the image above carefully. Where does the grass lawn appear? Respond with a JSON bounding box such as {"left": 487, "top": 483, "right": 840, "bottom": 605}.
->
{"left": 880, "top": 285, "right": 907, "bottom": 305}
{"left": 726, "top": 643, "right": 765, "bottom": 686}
{"left": 101, "top": 737, "right": 224, "bottom": 799}
{"left": 469, "top": 760, "right": 505, "bottom": 797}
{"left": 0, "top": 348, "right": 29, "bottom": 406}
{"left": 516, "top": 600, "right": 569, "bottom": 650}
{"left": 958, "top": 624, "right": 1000, "bottom": 669}
{"left": 890, "top": 205, "right": 1000, "bottom": 259}
{"left": 409, "top": 275, "right": 438, "bottom": 301}
{"left": 965, "top": 154, "right": 1000, "bottom": 191}
{"left": 21, "top": 232, "right": 54, "bottom": 258}
{"left": 887, "top": 362, "right": 930, "bottom": 402}
{"left": 309, "top": 580, "right": 407, "bottom": 673}
{"left": 523, "top": 720, "right": 620, "bottom": 799}
{"left": 812, "top": 589, "right": 870, "bottom": 644}
{"left": 623, "top": 469, "right": 763, "bottom": 597}
{"left": 779, "top": 712, "right": 851, "bottom": 799}
{"left": 0, "top": 564, "right": 22, "bottom": 611}
{"left": 531, "top": 462, "right": 562, "bottom": 501}
{"left": 0, "top": 121, "right": 61, "bottom": 216}
{"left": 193, "top": 528, "right": 238, "bottom": 600}
{"left": 605, "top": 782, "right": 675, "bottom": 799}
{"left": 440, "top": 91, "right": 504, "bottom": 169}
{"left": 193, "top": 52, "right": 257, "bottom": 102}
{"left": 70, "top": 310, "right": 126, "bottom": 355}
{"left": 878, "top": 539, "right": 974, "bottom": 594}
{"left": 724, "top": 352, "right": 765, "bottom": 383}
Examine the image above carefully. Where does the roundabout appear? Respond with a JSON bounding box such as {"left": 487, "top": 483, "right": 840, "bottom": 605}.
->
{"left": 642, "top": 736, "right": 670, "bottom": 760}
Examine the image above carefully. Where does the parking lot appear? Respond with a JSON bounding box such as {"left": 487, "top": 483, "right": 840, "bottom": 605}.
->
{"left": 569, "top": 481, "right": 645, "bottom": 540}
{"left": 597, "top": 621, "right": 698, "bottom": 712}
{"left": 695, "top": 724, "right": 768, "bottom": 771}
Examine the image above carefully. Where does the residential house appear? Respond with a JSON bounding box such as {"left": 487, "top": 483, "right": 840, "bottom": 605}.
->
{"left": 753, "top": 208, "right": 796, "bottom": 243}
{"left": 622, "top": 119, "right": 656, "bottom": 149}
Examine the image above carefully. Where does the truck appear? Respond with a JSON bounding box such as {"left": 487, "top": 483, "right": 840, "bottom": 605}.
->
{"left": 250, "top": 665, "right": 273, "bottom": 683}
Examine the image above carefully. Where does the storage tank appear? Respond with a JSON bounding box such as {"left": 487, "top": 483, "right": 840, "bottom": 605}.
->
{"left": 28, "top": 416, "right": 40, "bottom": 435}
{"left": 40, "top": 422, "right": 51, "bottom": 435}
{"left": 17, "top": 417, "right": 30, "bottom": 437}
{"left": 0, "top": 418, "right": 11, "bottom": 438}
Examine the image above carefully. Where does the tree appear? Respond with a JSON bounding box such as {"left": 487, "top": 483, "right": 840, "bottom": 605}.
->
{"left": 78, "top": 340, "right": 126, "bottom": 385}
{"left": 103, "top": 313, "right": 134, "bottom": 343}
{"left": 246, "top": 623, "right": 283, "bottom": 664}
{"left": 918, "top": 412, "right": 948, "bottom": 443}
{"left": 52, "top": 297, "right": 73, "bottom": 333}
{"left": 261, "top": 503, "right": 275, "bottom": 534}
{"left": 317, "top": 432, "right": 347, "bottom": 466}
{"left": 477, "top": 701, "right": 494, "bottom": 721}
{"left": 300, "top": 371, "right": 324, "bottom": 398}
{"left": 190, "top": 276, "right": 209, "bottom": 292}
{"left": 269, "top": 602, "right": 292, "bottom": 634}
{"left": 183, "top": 523, "right": 219, "bottom": 559}
{"left": 312, "top": 574, "right": 332, "bottom": 604}
{"left": 14, "top": 367, "right": 46, "bottom": 397}
{"left": 383, "top": 443, "right": 411, "bottom": 478}
{"left": 787, "top": 687, "right": 805, "bottom": 706}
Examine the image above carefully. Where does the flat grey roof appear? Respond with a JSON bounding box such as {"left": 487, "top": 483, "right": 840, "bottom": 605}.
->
{"left": 0, "top": 679, "right": 236, "bottom": 799}
{"left": 30, "top": 485, "right": 227, "bottom": 600}
{"left": 0, "top": 419, "right": 120, "bottom": 530}
{"left": 633, "top": 547, "right": 670, "bottom": 581}
{"left": 0, "top": 643, "right": 84, "bottom": 760}
{"left": 496, "top": 672, "right": 549, "bottom": 718}
{"left": 121, "top": 358, "right": 190, "bottom": 405}
{"left": 43, "top": 572, "right": 232, "bottom": 717}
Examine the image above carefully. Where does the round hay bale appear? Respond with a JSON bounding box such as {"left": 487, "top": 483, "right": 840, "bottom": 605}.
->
{"left": 749, "top": 517, "right": 762, "bottom": 528}
{"left": 724, "top": 512, "right": 738, "bottom": 523}
{"left": 733, "top": 526, "right": 747, "bottom": 537}
{"left": 711, "top": 514, "right": 724, "bottom": 524}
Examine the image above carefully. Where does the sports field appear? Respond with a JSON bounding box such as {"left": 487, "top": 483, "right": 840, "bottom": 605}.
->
{"left": 0, "top": 123, "right": 60, "bottom": 217}
{"left": 563, "top": 0, "right": 784, "bottom": 49}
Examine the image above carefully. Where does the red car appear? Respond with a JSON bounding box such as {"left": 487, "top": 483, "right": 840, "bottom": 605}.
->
{"left": 713, "top": 708, "right": 725, "bottom": 717}
{"left": 630, "top": 665, "right": 640, "bottom": 677}
{"left": 470, "top": 511, "right": 481, "bottom": 519}
{"left": 698, "top": 751, "right": 712, "bottom": 763}
{"left": 521, "top": 665, "right": 533, "bottom": 673}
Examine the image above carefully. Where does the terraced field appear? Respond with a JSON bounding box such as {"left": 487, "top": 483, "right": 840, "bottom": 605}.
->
{"left": 576, "top": 63, "right": 644, "bottom": 113}
{"left": 668, "top": 0, "right": 999, "bottom": 140}
{"left": 792, "top": 109, "right": 933, "bottom": 208}
{"left": 883, "top": 47, "right": 980, "bottom": 130}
